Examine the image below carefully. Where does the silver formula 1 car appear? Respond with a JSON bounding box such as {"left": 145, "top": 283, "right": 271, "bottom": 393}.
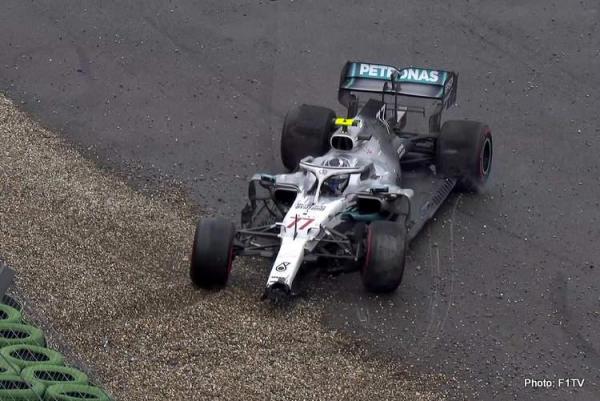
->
{"left": 190, "top": 61, "right": 493, "bottom": 299}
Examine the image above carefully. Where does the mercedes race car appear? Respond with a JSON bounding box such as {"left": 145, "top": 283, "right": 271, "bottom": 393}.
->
{"left": 190, "top": 61, "right": 493, "bottom": 300}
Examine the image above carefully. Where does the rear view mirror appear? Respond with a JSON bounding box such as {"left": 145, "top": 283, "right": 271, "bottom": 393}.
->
{"left": 259, "top": 174, "right": 276, "bottom": 186}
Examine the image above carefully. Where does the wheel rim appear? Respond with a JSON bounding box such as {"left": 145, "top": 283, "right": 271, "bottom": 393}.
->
{"left": 480, "top": 137, "right": 492, "bottom": 177}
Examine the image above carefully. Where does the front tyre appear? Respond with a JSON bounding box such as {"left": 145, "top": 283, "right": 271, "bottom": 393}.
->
{"left": 437, "top": 120, "right": 493, "bottom": 193}
{"left": 361, "top": 221, "right": 407, "bottom": 293}
{"left": 190, "top": 217, "right": 235, "bottom": 289}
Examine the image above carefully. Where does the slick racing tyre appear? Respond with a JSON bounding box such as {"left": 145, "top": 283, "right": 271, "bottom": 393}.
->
{"left": 0, "top": 323, "right": 45, "bottom": 347}
{"left": 437, "top": 120, "right": 493, "bottom": 193}
{"left": 0, "top": 345, "right": 64, "bottom": 370}
{"left": 45, "top": 384, "right": 112, "bottom": 401}
{"left": 281, "top": 104, "right": 336, "bottom": 171}
{"left": 190, "top": 217, "right": 235, "bottom": 289}
{"left": 0, "top": 375, "right": 45, "bottom": 400}
{"left": 361, "top": 221, "right": 407, "bottom": 293}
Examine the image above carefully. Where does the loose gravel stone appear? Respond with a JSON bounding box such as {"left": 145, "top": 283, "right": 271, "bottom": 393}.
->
{"left": 0, "top": 94, "right": 449, "bottom": 400}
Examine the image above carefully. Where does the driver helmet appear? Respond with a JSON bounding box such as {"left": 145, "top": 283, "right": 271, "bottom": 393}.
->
{"left": 323, "top": 157, "right": 350, "bottom": 194}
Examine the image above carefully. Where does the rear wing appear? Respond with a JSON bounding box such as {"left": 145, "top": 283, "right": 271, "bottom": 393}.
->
{"left": 338, "top": 61, "right": 458, "bottom": 110}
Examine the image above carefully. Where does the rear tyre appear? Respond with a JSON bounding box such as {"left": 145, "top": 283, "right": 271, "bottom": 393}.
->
{"left": 281, "top": 104, "right": 336, "bottom": 171}
{"left": 190, "top": 217, "right": 235, "bottom": 289}
{"left": 361, "top": 221, "right": 407, "bottom": 293}
{"left": 437, "top": 120, "right": 493, "bottom": 193}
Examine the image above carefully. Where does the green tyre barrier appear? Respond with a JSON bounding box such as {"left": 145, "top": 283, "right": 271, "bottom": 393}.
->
{"left": 45, "top": 384, "right": 112, "bottom": 401}
{"left": 0, "top": 323, "right": 45, "bottom": 347}
{"left": 21, "top": 365, "right": 88, "bottom": 389}
{"left": 0, "top": 374, "right": 45, "bottom": 400}
{"left": 0, "top": 357, "right": 19, "bottom": 375}
{"left": 0, "top": 345, "right": 64, "bottom": 370}
{"left": 1, "top": 295, "right": 23, "bottom": 311}
{"left": 0, "top": 304, "right": 22, "bottom": 323}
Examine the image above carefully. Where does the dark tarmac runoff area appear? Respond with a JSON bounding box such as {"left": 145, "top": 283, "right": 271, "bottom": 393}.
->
{"left": 1, "top": 0, "right": 599, "bottom": 400}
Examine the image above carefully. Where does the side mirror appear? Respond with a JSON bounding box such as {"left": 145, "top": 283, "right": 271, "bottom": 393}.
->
{"left": 259, "top": 174, "right": 276, "bottom": 186}
{"left": 370, "top": 186, "right": 389, "bottom": 194}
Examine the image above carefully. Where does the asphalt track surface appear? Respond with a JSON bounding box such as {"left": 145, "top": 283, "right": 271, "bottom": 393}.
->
{"left": 1, "top": 1, "right": 599, "bottom": 400}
